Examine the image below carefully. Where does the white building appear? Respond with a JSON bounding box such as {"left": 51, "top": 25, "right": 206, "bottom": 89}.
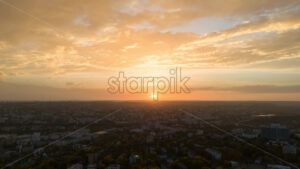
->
{"left": 196, "top": 130, "right": 203, "bottom": 135}
{"left": 87, "top": 164, "right": 97, "bottom": 169}
{"left": 31, "top": 132, "right": 40, "bottom": 142}
{"left": 129, "top": 155, "right": 140, "bottom": 164}
{"left": 267, "top": 164, "right": 291, "bottom": 169}
{"left": 282, "top": 144, "right": 297, "bottom": 155}
{"left": 205, "top": 148, "right": 222, "bottom": 160}
{"left": 67, "top": 164, "right": 83, "bottom": 169}
{"left": 230, "top": 161, "right": 240, "bottom": 167}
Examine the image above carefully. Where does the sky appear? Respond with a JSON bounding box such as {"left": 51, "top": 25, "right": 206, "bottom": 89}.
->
{"left": 0, "top": 0, "right": 300, "bottom": 101}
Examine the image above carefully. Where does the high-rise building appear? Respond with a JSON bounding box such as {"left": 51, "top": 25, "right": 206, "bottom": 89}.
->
{"left": 261, "top": 124, "right": 289, "bottom": 141}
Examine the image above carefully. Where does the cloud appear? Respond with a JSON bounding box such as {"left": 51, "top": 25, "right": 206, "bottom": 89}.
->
{"left": 65, "top": 81, "right": 83, "bottom": 88}
{"left": 65, "top": 82, "right": 75, "bottom": 86}
{"left": 194, "top": 85, "right": 300, "bottom": 93}
{"left": 0, "top": 0, "right": 299, "bottom": 78}
{"left": 0, "top": 82, "right": 109, "bottom": 101}
{"left": 246, "top": 57, "right": 300, "bottom": 70}
{"left": 0, "top": 71, "right": 6, "bottom": 81}
{"left": 173, "top": 10, "right": 300, "bottom": 68}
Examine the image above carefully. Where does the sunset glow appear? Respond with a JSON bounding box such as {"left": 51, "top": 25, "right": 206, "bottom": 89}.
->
{"left": 0, "top": 0, "right": 300, "bottom": 101}
{"left": 151, "top": 94, "right": 157, "bottom": 100}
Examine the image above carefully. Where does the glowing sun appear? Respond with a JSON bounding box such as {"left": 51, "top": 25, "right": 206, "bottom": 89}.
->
{"left": 151, "top": 94, "right": 158, "bottom": 100}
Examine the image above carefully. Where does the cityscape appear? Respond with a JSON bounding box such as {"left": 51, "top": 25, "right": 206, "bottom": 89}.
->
{"left": 0, "top": 101, "right": 299, "bottom": 169}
